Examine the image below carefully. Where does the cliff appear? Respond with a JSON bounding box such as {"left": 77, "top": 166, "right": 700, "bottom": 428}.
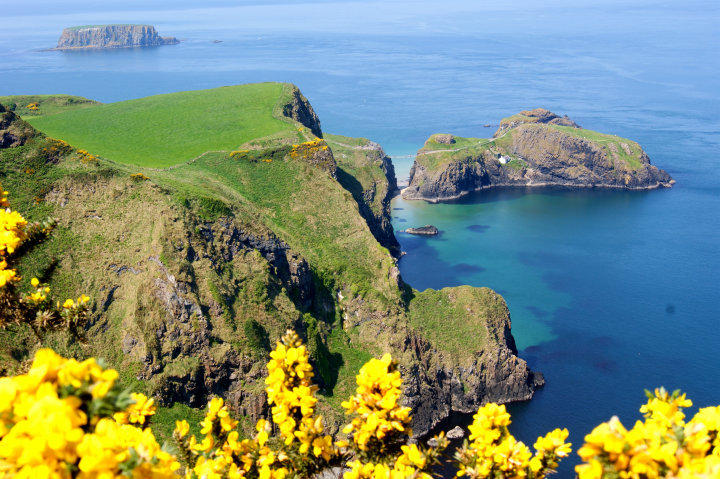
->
{"left": 56, "top": 24, "right": 179, "bottom": 50}
{"left": 403, "top": 109, "right": 674, "bottom": 202}
{"left": 0, "top": 85, "right": 541, "bottom": 439}
{"left": 326, "top": 134, "right": 401, "bottom": 256}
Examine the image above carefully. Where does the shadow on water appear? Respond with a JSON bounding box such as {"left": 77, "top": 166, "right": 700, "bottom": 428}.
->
{"left": 397, "top": 234, "right": 486, "bottom": 290}
{"left": 466, "top": 224, "right": 490, "bottom": 233}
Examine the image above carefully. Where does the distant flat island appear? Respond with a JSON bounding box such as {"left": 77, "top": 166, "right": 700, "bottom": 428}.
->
{"left": 55, "top": 24, "right": 179, "bottom": 50}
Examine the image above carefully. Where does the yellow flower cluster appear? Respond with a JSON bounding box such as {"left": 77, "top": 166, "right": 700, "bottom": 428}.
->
{"left": 229, "top": 149, "right": 249, "bottom": 159}
{"left": 0, "top": 348, "right": 179, "bottom": 477}
{"left": 342, "top": 353, "right": 412, "bottom": 454}
{"left": 130, "top": 173, "right": 150, "bottom": 181}
{"left": 23, "top": 277, "right": 51, "bottom": 304}
{"left": 26, "top": 102, "right": 39, "bottom": 111}
{"left": 340, "top": 353, "right": 447, "bottom": 478}
{"left": 176, "top": 396, "right": 292, "bottom": 478}
{"left": 576, "top": 387, "right": 720, "bottom": 478}
{"left": 77, "top": 149, "right": 100, "bottom": 163}
{"left": 114, "top": 392, "right": 156, "bottom": 425}
{"left": 174, "top": 332, "right": 337, "bottom": 478}
{"left": 0, "top": 185, "right": 27, "bottom": 288}
{"left": 265, "top": 330, "right": 337, "bottom": 463}
{"left": 345, "top": 443, "right": 435, "bottom": 479}
{"left": 289, "top": 139, "right": 328, "bottom": 160}
{"left": 455, "top": 402, "right": 571, "bottom": 478}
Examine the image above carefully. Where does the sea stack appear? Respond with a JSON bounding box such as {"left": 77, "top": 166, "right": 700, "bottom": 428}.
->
{"left": 56, "top": 25, "right": 179, "bottom": 50}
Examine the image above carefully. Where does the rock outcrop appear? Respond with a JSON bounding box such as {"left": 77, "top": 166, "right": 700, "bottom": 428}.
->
{"left": 0, "top": 104, "right": 35, "bottom": 148}
{"left": 403, "top": 109, "right": 674, "bottom": 202}
{"left": 282, "top": 86, "right": 323, "bottom": 138}
{"left": 56, "top": 25, "right": 179, "bottom": 50}
{"left": 494, "top": 108, "right": 580, "bottom": 136}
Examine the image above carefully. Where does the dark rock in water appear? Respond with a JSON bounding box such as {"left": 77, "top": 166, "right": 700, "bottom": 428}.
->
{"left": 404, "top": 225, "right": 439, "bottom": 236}
{"left": 55, "top": 24, "right": 179, "bottom": 50}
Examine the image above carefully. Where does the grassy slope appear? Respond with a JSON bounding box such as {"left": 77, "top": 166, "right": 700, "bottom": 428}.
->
{"left": 547, "top": 124, "right": 643, "bottom": 169}
{"left": 26, "top": 83, "right": 291, "bottom": 167}
{"left": 415, "top": 135, "right": 493, "bottom": 171}
{"left": 417, "top": 122, "right": 645, "bottom": 172}
{"left": 408, "top": 286, "right": 498, "bottom": 364}
{"left": 326, "top": 134, "right": 389, "bottom": 218}
{"left": 152, "top": 150, "right": 397, "bottom": 303}
{"left": 0, "top": 94, "right": 100, "bottom": 117}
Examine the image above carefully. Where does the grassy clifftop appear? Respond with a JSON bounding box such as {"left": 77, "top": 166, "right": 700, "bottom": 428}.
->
{"left": 24, "top": 84, "right": 300, "bottom": 168}
{"left": 0, "top": 84, "right": 540, "bottom": 438}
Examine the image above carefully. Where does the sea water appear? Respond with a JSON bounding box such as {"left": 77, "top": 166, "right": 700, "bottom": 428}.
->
{"left": 1, "top": 1, "right": 718, "bottom": 476}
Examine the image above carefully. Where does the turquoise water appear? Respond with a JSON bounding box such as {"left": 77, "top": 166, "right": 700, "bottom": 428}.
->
{"left": 2, "top": 1, "right": 719, "bottom": 476}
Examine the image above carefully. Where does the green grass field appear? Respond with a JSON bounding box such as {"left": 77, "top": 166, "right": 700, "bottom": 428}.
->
{"left": 26, "top": 83, "right": 293, "bottom": 168}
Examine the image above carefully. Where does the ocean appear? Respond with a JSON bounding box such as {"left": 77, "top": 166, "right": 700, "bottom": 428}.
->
{"left": 1, "top": 0, "right": 718, "bottom": 476}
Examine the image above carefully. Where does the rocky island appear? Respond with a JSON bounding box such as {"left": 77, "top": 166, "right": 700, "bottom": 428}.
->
{"left": 402, "top": 108, "right": 674, "bottom": 202}
{"left": 55, "top": 24, "right": 179, "bottom": 50}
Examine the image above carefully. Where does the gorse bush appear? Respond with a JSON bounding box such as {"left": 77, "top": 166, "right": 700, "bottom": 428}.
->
{"left": 1, "top": 184, "right": 718, "bottom": 478}
{"left": 576, "top": 388, "right": 720, "bottom": 478}
{"left": 0, "top": 184, "right": 89, "bottom": 339}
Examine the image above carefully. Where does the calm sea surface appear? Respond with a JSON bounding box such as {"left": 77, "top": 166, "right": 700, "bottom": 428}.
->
{"left": 2, "top": 1, "right": 719, "bottom": 476}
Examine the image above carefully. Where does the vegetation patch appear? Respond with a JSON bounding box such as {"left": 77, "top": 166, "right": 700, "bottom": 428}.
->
{"left": 0, "top": 94, "right": 100, "bottom": 117}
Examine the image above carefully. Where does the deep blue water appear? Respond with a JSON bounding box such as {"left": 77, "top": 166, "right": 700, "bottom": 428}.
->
{"left": 2, "top": 1, "right": 719, "bottom": 476}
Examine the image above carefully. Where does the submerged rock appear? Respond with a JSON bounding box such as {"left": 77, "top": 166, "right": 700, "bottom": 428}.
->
{"left": 404, "top": 225, "right": 439, "bottom": 236}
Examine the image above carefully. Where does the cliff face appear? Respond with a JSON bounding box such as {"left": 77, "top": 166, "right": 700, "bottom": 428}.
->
{"left": 282, "top": 87, "right": 323, "bottom": 138}
{"left": 403, "top": 110, "right": 674, "bottom": 202}
{"left": 56, "top": 25, "right": 179, "bottom": 50}
{"left": 328, "top": 135, "right": 401, "bottom": 256}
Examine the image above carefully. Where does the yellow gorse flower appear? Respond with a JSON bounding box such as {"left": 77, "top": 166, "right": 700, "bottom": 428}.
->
{"left": 342, "top": 353, "right": 412, "bottom": 453}
{"left": 0, "top": 349, "right": 179, "bottom": 477}
{"left": 576, "top": 387, "right": 720, "bottom": 479}
{"left": 455, "top": 402, "right": 571, "bottom": 479}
